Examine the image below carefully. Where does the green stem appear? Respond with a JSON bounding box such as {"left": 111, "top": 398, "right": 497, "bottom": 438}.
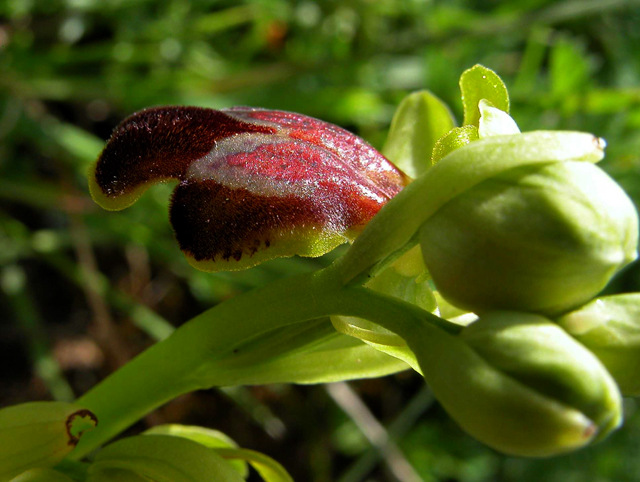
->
{"left": 72, "top": 266, "right": 343, "bottom": 458}
{"left": 71, "top": 263, "right": 459, "bottom": 458}
{"left": 333, "top": 286, "right": 460, "bottom": 339}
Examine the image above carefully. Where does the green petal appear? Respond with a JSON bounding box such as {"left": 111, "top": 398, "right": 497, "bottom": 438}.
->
{"left": 478, "top": 99, "right": 520, "bottom": 138}
{"left": 460, "top": 64, "right": 510, "bottom": 127}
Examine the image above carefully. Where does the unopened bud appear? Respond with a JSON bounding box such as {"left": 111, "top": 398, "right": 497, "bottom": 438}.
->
{"left": 409, "top": 311, "right": 621, "bottom": 456}
{"left": 558, "top": 294, "right": 640, "bottom": 396}
{"left": 420, "top": 158, "right": 638, "bottom": 315}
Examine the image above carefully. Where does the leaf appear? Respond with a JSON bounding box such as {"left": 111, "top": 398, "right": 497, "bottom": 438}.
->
{"left": 84, "top": 469, "right": 149, "bottom": 482}
{"left": 359, "top": 340, "right": 421, "bottom": 375}
{"left": 89, "top": 107, "right": 408, "bottom": 272}
{"left": 460, "top": 64, "right": 510, "bottom": 127}
{"left": 87, "top": 435, "right": 245, "bottom": 482}
{"left": 382, "top": 90, "right": 456, "bottom": 178}
{"left": 144, "top": 425, "right": 239, "bottom": 449}
{"left": 9, "top": 468, "right": 75, "bottom": 482}
{"left": 550, "top": 36, "right": 590, "bottom": 99}
{"left": 0, "top": 402, "right": 97, "bottom": 481}
{"left": 214, "top": 448, "right": 294, "bottom": 482}
{"left": 207, "top": 319, "right": 410, "bottom": 386}
{"left": 431, "top": 126, "right": 479, "bottom": 164}
{"left": 143, "top": 425, "right": 248, "bottom": 478}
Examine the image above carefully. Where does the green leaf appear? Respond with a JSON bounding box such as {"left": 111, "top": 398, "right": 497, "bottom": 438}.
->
{"left": 460, "top": 64, "right": 510, "bottom": 127}
{"left": 359, "top": 340, "right": 421, "bottom": 374}
{"left": 382, "top": 90, "right": 456, "bottom": 178}
{"left": 9, "top": 468, "right": 75, "bottom": 482}
{"left": 143, "top": 425, "right": 248, "bottom": 478}
{"left": 550, "top": 36, "right": 590, "bottom": 99}
{"left": 208, "top": 320, "right": 410, "bottom": 386}
{"left": 431, "top": 125, "right": 479, "bottom": 164}
{"left": 144, "top": 425, "right": 239, "bottom": 449}
{"left": 214, "top": 448, "right": 294, "bottom": 482}
{"left": 84, "top": 469, "right": 149, "bottom": 482}
{"left": 87, "top": 435, "right": 245, "bottom": 482}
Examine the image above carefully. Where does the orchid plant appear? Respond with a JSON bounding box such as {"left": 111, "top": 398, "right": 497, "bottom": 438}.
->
{"left": 2, "top": 65, "right": 639, "bottom": 482}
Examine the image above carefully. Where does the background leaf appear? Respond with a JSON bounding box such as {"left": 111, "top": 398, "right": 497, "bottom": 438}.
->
{"left": 9, "top": 468, "right": 75, "bottom": 482}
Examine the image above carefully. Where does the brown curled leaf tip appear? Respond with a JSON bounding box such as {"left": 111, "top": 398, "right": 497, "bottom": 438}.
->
{"left": 90, "top": 106, "right": 409, "bottom": 271}
{"left": 66, "top": 409, "right": 98, "bottom": 446}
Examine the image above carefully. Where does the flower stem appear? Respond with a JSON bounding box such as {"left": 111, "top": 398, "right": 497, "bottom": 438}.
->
{"left": 72, "top": 266, "right": 343, "bottom": 458}
{"left": 70, "top": 264, "right": 460, "bottom": 458}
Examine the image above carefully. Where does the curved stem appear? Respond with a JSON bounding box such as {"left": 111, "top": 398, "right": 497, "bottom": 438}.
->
{"left": 333, "top": 286, "right": 462, "bottom": 339}
{"left": 72, "top": 266, "right": 343, "bottom": 458}
{"left": 71, "top": 263, "right": 460, "bottom": 459}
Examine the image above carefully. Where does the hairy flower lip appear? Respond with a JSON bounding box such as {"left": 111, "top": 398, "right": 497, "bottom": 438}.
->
{"left": 89, "top": 106, "right": 408, "bottom": 271}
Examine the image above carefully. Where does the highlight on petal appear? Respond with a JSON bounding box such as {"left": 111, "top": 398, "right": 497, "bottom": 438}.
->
{"left": 89, "top": 106, "right": 408, "bottom": 271}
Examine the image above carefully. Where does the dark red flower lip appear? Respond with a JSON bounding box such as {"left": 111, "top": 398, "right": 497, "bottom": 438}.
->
{"left": 89, "top": 106, "right": 408, "bottom": 271}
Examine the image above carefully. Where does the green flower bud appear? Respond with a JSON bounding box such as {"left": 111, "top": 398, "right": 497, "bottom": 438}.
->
{"left": 420, "top": 159, "right": 638, "bottom": 315}
{"left": 406, "top": 311, "right": 621, "bottom": 457}
{"left": 558, "top": 294, "right": 640, "bottom": 396}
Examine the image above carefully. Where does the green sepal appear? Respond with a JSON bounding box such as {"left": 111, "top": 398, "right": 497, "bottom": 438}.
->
{"left": 9, "top": 469, "right": 75, "bottom": 482}
{"left": 431, "top": 125, "right": 479, "bottom": 164}
{"left": 460, "top": 64, "right": 510, "bottom": 127}
{"left": 214, "top": 448, "right": 294, "bottom": 482}
{"left": 86, "top": 434, "right": 245, "bottom": 482}
{"left": 382, "top": 90, "right": 456, "bottom": 178}
{"left": 144, "top": 425, "right": 248, "bottom": 478}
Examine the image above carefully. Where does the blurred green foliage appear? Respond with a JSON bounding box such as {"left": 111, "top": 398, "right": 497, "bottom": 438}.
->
{"left": 2, "top": 0, "right": 640, "bottom": 481}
